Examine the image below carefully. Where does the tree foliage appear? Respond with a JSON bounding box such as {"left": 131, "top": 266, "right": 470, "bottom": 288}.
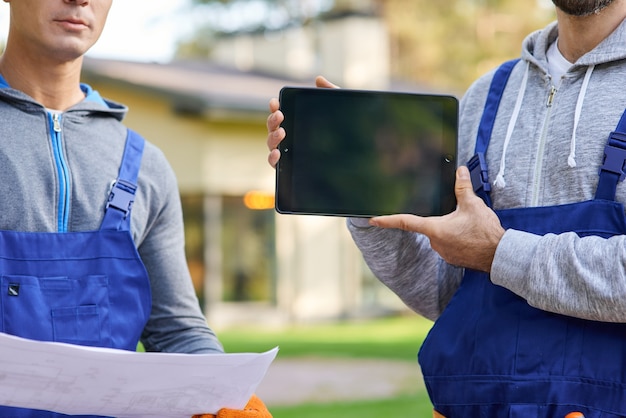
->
{"left": 176, "top": 0, "right": 334, "bottom": 59}
{"left": 188, "top": 0, "right": 331, "bottom": 31}
{"left": 379, "top": 0, "right": 555, "bottom": 91}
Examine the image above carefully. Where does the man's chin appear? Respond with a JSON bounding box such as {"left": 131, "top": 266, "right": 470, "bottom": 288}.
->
{"left": 551, "top": 0, "right": 616, "bottom": 16}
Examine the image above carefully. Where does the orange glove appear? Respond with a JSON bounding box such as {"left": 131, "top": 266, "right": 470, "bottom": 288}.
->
{"left": 192, "top": 394, "right": 272, "bottom": 418}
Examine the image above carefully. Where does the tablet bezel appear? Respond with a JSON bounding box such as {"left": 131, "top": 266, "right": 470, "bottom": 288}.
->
{"left": 275, "top": 86, "right": 458, "bottom": 217}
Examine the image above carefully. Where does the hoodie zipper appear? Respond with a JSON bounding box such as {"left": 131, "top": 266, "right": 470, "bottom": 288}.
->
{"left": 531, "top": 83, "right": 558, "bottom": 206}
{"left": 49, "top": 112, "right": 71, "bottom": 232}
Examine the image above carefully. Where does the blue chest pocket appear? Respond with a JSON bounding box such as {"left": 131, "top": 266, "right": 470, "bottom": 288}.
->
{"left": 1, "top": 275, "right": 111, "bottom": 347}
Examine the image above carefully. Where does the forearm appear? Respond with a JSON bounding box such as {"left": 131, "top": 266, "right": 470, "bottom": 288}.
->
{"left": 492, "top": 229, "right": 626, "bottom": 322}
{"left": 347, "top": 218, "right": 463, "bottom": 320}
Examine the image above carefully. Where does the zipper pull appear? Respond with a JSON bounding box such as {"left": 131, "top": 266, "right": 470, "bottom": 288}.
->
{"left": 52, "top": 113, "right": 61, "bottom": 132}
{"left": 547, "top": 86, "right": 557, "bottom": 107}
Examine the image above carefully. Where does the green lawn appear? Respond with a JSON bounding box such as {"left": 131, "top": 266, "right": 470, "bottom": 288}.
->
{"left": 270, "top": 392, "right": 433, "bottom": 418}
{"left": 216, "top": 314, "right": 435, "bottom": 418}
{"left": 216, "top": 314, "right": 433, "bottom": 360}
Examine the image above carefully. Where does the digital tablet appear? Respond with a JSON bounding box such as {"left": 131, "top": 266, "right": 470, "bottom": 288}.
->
{"left": 275, "top": 87, "right": 458, "bottom": 217}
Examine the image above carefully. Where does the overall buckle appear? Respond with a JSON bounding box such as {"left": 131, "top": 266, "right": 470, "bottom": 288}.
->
{"left": 600, "top": 131, "right": 626, "bottom": 182}
{"left": 467, "top": 152, "right": 491, "bottom": 194}
{"left": 106, "top": 179, "right": 137, "bottom": 218}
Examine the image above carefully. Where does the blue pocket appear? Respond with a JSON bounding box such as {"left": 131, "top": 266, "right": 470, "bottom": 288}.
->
{"left": 0, "top": 275, "right": 111, "bottom": 347}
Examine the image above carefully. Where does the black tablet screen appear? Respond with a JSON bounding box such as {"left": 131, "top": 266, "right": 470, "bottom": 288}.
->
{"left": 276, "top": 87, "right": 458, "bottom": 217}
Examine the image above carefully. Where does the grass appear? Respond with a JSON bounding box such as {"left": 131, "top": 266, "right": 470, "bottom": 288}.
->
{"left": 270, "top": 392, "right": 434, "bottom": 418}
{"left": 216, "top": 314, "right": 435, "bottom": 418}
{"left": 216, "top": 314, "right": 434, "bottom": 360}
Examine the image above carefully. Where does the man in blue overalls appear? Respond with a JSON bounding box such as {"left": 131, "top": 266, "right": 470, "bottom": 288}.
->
{"left": 265, "top": 0, "right": 626, "bottom": 416}
{"left": 0, "top": 0, "right": 271, "bottom": 417}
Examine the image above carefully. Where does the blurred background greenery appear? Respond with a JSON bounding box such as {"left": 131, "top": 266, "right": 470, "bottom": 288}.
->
{"left": 217, "top": 314, "right": 432, "bottom": 359}
{"left": 217, "top": 314, "right": 435, "bottom": 417}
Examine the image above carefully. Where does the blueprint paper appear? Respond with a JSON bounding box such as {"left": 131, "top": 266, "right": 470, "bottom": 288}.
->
{"left": 0, "top": 332, "right": 278, "bottom": 417}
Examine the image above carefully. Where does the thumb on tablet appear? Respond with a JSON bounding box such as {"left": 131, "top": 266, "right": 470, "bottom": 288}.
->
{"left": 315, "top": 76, "right": 340, "bottom": 89}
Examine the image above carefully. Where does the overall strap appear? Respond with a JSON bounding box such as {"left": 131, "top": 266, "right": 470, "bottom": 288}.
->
{"left": 100, "top": 129, "right": 145, "bottom": 231}
{"left": 595, "top": 110, "right": 626, "bottom": 201}
{"left": 468, "top": 58, "right": 520, "bottom": 207}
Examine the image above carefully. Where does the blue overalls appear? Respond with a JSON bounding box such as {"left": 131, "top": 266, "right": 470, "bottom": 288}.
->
{"left": 0, "top": 130, "right": 152, "bottom": 417}
{"left": 418, "top": 60, "right": 626, "bottom": 417}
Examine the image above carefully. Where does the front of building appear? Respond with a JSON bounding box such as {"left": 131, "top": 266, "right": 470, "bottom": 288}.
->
{"left": 81, "top": 12, "right": 416, "bottom": 327}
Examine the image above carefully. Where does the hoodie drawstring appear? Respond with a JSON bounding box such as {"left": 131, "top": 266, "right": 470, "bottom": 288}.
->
{"left": 494, "top": 61, "right": 530, "bottom": 189}
{"left": 569, "top": 65, "right": 595, "bottom": 168}
{"left": 494, "top": 62, "right": 595, "bottom": 189}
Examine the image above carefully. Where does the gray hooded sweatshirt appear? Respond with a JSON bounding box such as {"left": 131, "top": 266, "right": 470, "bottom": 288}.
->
{"left": 348, "top": 19, "right": 626, "bottom": 323}
{"left": 0, "top": 76, "right": 223, "bottom": 353}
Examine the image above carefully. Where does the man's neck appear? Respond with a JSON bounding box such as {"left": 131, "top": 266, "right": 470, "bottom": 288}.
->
{"left": 0, "top": 46, "right": 86, "bottom": 111}
{"left": 556, "top": 1, "right": 626, "bottom": 62}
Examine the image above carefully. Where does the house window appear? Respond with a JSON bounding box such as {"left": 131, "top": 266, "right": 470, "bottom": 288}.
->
{"left": 221, "top": 196, "right": 276, "bottom": 302}
{"left": 182, "top": 194, "right": 277, "bottom": 306}
{"left": 181, "top": 194, "right": 206, "bottom": 305}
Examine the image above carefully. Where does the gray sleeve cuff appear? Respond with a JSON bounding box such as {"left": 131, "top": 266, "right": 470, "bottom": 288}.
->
{"left": 347, "top": 217, "right": 372, "bottom": 228}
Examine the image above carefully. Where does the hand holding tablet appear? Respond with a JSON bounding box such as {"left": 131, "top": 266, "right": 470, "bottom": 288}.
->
{"left": 275, "top": 87, "right": 458, "bottom": 217}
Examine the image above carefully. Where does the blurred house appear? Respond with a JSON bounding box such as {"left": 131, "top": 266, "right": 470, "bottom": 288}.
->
{"left": 82, "top": 10, "right": 429, "bottom": 327}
